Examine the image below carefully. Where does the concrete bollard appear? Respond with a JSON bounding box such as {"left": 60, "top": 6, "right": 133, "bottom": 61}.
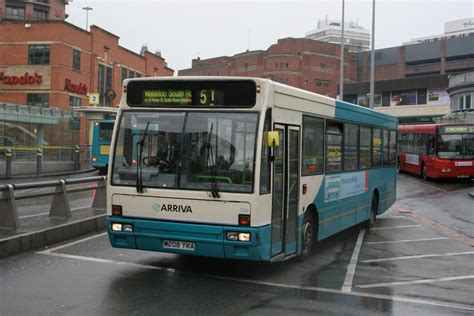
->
{"left": 0, "top": 185, "right": 20, "bottom": 229}
{"left": 91, "top": 176, "right": 107, "bottom": 211}
{"left": 49, "top": 180, "right": 72, "bottom": 218}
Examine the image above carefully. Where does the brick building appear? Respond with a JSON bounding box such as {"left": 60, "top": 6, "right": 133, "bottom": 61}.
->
{"left": 0, "top": 0, "right": 69, "bottom": 22}
{"left": 0, "top": 20, "right": 173, "bottom": 145}
{"left": 179, "top": 38, "right": 356, "bottom": 99}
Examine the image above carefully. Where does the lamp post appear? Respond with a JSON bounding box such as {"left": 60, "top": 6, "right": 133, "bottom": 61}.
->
{"left": 83, "top": 6, "right": 93, "bottom": 31}
{"left": 369, "top": 0, "right": 376, "bottom": 108}
{"left": 339, "top": 0, "right": 345, "bottom": 100}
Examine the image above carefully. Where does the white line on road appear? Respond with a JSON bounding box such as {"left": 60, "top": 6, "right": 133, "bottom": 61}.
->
{"left": 399, "top": 174, "right": 448, "bottom": 193}
{"left": 361, "top": 251, "right": 474, "bottom": 263}
{"left": 369, "top": 225, "right": 421, "bottom": 230}
{"left": 356, "top": 275, "right": 474, "bottom": 289}
{"left": 342, "top": 228, "right": 365, "bottom": 292}
{"left": 365, "top": 237, "right": 449, "bottom": 245}
{"left": 378, "top": 215, "right": 408, "bottom": 219}
{"left": 34, "top": 250, "right": 474, "bottom": 312}
{"left": 41, "top": 232, "right": 107, "bottom": 253}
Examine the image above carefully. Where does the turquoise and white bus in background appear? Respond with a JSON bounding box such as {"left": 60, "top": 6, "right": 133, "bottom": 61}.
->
{"left": 107, "top": 77, "right": 397, "bottom": 261}
{"left": 91, "top": 119, "right": 114, "bottom": 174}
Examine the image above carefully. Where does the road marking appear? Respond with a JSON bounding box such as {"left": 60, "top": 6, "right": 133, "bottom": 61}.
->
{"left": 366, "top": 237, "right": 449, "bottom": 245}
{"left": 399, "top": 174, "right": 448, "bottom": 193}
{"left": 361, "top": 251, "right": 474, "bottom": 263}
{"left": 378, "top": 215, "right": 407, "bottom": 219}
{"left": 356, "top": 275, "right": 474, "bottom": 288}
{"left": 33, "top": 250, "right": 474, "bottom": 312}
{"left": 393, "top": 205, "right": 474, "bottom": 247}
{"left": 369, "top": 225, "right": 421, "bottom": 230}
{"left": 41, "top": 232, "right": 107, "bottom": 253}
{"left": 342, "top": 228, "right": 365, "bottom": 292}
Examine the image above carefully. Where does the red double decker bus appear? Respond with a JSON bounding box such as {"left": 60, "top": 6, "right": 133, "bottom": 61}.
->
{"left": 398, "top": 123, "right": 474, "bottom": 179}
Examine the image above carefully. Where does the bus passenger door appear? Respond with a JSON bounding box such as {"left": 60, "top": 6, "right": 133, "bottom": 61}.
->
{"left": 271, "top": 124, "right": 300, "bottom": 258}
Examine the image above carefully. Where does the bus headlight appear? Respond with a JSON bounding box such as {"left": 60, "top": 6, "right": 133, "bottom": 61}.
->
{"left": 111, "top": 223, "right": 122, "bottom": 231}
{"left": 226, "top": 232, "right": 251, "bottom": 242}
{"left": 92, "top": 155, "right": 97, "bottom": 162}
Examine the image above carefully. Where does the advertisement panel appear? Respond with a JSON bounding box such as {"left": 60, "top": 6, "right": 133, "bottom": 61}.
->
{"left": 324, "top": 171, "right": 367, "bottom": 202}
{"left": 427, "top": 88, "right": 450, "bottom": 105}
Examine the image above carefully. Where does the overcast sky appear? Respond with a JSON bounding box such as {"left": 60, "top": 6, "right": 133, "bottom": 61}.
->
{"left": 66, "top": 0, "right": 474, "bottom": 73}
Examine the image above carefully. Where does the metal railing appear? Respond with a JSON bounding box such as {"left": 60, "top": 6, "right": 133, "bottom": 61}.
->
{"left": 449, "top": 72, "right": 474, "bottom": 88}
{"left": 0, "top": 176, "right": 106, "bottom": 229}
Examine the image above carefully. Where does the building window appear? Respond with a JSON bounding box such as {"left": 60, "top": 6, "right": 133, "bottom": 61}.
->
{"left": 69, "top": 96, "right": 81, "bottom": 107}
{"left": 27, "top": 94, "right": 49, "bottom": 108}
{"left": 33, "top": 9, "right": 47, "bottom": 21}
{"left": 121, "top": 67, "right": 128, "bottom": 83}
{"left": 28, "top": 45, "right": 50, "bottom": 65}
{"left": 72, "top": 49, "right": 81, "bottom": 71}
{"left": 136, "top": 73, "right": 142, "bottom": 78}
{"left": 105, "top": 67, "right": 112, "bottom": 107}
{"left": 5, "top": 6, "right": 25, "bottom": 20}
{"left": 98, "top": 64, "right": 105, "bottom": 106}
{"left": 129, "top": 70, "right": 135, "bottom": 78}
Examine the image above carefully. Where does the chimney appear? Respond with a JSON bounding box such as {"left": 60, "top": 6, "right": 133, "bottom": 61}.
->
{"left": 140, "top": 44, "right": 148, "bottom": 56}
{"left": 155, "top": 49, "right": 162, "bottom": 57}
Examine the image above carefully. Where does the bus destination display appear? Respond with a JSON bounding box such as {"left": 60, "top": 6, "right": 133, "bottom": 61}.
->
{"left": 441, "top": 126, "right": 474, "bottom": 134}
{"left": 143, "top": 89, "right": 222, "bottom": 106}
{"left": 127, "top": 80, "right": 256, "bottom": 107}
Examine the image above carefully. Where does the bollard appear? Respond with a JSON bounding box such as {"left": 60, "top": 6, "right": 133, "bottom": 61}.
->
{"left": 36, "top": 148, "right": 43, "bottom": 176}
{"left": 0, "top": 185, "right": 20, "bottom": 229}
{"left": 74, "top": 145, "right": 81, "bottom": 171}
{"left": 49, "top": 180, "right": 72, "bottom": 218}
{"left": 5, "top": 148, "right": 13, "bottom": 178}
{"left": 91, "top": 176, "right": 107, "bottom": 211}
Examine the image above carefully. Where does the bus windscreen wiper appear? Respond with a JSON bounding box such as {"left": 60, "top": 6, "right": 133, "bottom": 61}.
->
{"left": 206, "top": 123, "right": 220, "bottom": 198}
{"left": 136, "top": 121, "right": 150, "bottom": 193}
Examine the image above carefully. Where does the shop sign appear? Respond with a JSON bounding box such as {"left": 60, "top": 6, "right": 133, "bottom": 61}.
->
{"left": 89, "top": 93, "right": 99, "bottom": 105}
{"left": 64, "top": 79, "right": 88, "bottom": 95}
{"left": 0, "top": 72, "right": 43, "bottom": 85}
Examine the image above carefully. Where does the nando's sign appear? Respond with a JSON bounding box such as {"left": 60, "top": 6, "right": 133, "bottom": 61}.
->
{"left": 0, "top": 72, "right": 43, "bottom": 85}
{"left": 64, "top": 79, "right": 88, "bottom": 95}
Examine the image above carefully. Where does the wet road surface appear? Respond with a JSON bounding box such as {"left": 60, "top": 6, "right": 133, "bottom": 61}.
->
{"left": 1, "top": 174, "right": 473, "bottom": 315}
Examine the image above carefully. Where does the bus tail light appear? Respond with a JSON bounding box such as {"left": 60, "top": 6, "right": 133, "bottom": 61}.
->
{"left": 239, "top": 214, "right": 250, "bottom": 226}
{"left": 112, "top": 205, "right": 123, "bottom": 216}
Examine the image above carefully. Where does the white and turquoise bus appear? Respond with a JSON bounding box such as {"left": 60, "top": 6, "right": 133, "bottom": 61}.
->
{"left": 107, "top": 77, "right": 397, "bottom": 261}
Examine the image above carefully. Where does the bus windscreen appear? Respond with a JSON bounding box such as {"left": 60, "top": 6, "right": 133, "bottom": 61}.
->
{"left": 126, "top": 80, "right": 257, "bottom": 107}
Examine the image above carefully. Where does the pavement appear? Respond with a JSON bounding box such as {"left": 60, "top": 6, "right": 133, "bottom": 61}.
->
{"left": 0, "top": 168, "right": 106, "bottom": 259}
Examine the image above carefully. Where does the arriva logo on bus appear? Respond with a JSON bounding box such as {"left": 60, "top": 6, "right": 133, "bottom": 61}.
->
{"left": 153, "top": 202, "right": 193, "bottom": 213}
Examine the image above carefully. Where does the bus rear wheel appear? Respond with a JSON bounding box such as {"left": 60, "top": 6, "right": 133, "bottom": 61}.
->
{"left": 362, "top": 193, "right": 378, "bottom": 229}
{"left": 300, "top": 211, "right": 315, "bottom": 259}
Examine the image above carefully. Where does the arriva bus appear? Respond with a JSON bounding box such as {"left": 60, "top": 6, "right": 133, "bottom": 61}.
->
{"left": 91, "top": 120, "right": 114, "bottom": 174}
{"left": 398, "top": 123, "right": 474, "bottom": 179}
{"left": 106, "top": 77, "right": 397, "bottom": 261}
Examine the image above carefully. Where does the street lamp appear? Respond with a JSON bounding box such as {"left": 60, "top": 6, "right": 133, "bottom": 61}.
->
{"left": 83, "top": 6, "right": 93, "bottom": 31}
{"left": 369, "top": 0, "right": 376, "bottom": 109}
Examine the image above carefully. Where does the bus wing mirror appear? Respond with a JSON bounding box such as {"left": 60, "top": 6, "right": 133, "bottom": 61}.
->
{"left": 267, "top": 131, "right": 280, "bottom": 148}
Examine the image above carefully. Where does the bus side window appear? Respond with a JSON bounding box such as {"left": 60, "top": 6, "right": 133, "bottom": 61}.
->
{"left": 302, "top": 116, "right": 324, "bottom": 175}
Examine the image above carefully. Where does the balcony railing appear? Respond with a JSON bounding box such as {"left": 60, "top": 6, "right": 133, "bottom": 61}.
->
{"left": 449, "top": 72, "right": 474, "bottom": 88}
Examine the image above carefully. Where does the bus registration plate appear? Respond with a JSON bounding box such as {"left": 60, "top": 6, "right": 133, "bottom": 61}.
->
{"left": 455, "top": 161, "right": 472, "bottom": 167}
{"left": 163, "top": 240, "right": 195, "bottom": 251}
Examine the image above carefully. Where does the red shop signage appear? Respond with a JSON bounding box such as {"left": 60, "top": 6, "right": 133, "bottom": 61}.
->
{"left": 0, "top": 72, "right": 43, "bottom": 85}
{"left": 64, "top": 78, "right": 88, "bottom": 95}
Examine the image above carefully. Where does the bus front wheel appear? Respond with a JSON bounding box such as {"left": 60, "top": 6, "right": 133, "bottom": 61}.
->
{"left": 300, "top": 211, "right": 315, "bottom": 259}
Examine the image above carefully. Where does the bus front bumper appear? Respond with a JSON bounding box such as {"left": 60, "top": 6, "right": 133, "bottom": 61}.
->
{"left": 106, "top": 217, "right": 272, "bottom": 261}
